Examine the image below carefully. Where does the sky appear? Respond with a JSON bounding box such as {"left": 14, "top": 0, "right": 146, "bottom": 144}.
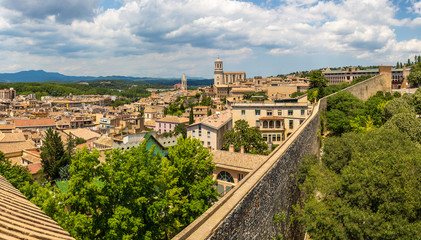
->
{"left": 0, "top": 0, "right": 420, "bottom": 78}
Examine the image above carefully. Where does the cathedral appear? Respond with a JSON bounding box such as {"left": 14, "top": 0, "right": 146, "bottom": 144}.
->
{"left": 214, "top": 57, "right": 246, "bottom": 86}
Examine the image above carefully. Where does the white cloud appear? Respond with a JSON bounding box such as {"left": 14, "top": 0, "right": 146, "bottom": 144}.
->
{"left": 0, "top": 0, "right": 419, "bottom": 76}
{"left": 413, "top": 1, "right": 421, "bottom": 14}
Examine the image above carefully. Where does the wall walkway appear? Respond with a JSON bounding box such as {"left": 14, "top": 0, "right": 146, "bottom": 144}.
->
{"left": 173, "top": 72, "right": 391, "bottom": 240}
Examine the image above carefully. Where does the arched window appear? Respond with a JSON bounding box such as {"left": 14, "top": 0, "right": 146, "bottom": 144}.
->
{"left": 217, "top": 171, "right": 234, "bottom": 183}
{"left": 276, "top": 120, "right": 281, "bottom": 128}
{"left": 269, "top": 121, "right": 274, "bottom": 128}
{"left": 263, "top": 121, "right": 268, "bottom": 128}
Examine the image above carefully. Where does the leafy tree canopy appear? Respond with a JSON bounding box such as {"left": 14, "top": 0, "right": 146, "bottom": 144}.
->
{"left": 407, "top": 62, "right": 421, "bottom": 86}
{"left": 223, "top": 120, "right": 268, "bottom": 154}
{"left": 299, "top": 128, "right": 421, "bottom": 239}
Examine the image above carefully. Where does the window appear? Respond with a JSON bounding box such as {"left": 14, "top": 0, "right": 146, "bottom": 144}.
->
{"left": 207, "top": 131, "right": 210, "bottom": 138}
{"left": 208, "top": 141, "right": 211, "bottom": 146}
{"left": 255, "top": 110, "right": 260, "bottom": 116}
{"left": 288, "top": 110, "right": 293, "bottom": 116}
{"left": 199, "top": 130, "right": 202, "bottom": 137}
{"left": 263, "top": 134, "right": 267, "bottom": 141}
{"left": 159, "top": 123, "right": 161, "bottom": 127}
{"left": 241, "top": 110, "right": 245, "bottom": 116}
{"left": 267, "top": 110, "right": 272, "bottom": 116}
{"left": 289, "top": 120, "right": 294, "bottom": 129}
{"left": 301, "top": 109, "right": 305, "bottom": 115}
{"left": 238, "top": 174, "right": 244, "bottom": 181}
{"left": 217, "top": 171, "right": 234, "bottom": 183}
{"left": 192, "top": 130, "right": 195, "bottom": 137}
{"left": 277, "top": 134, "right": 281, "bottom": 141}
{"left": 278, "top": 110, "right": 282, "bottom": 116}
{"left": 164, "top": 123, "right": 166, "bottom": 128}
{"left": 272, "top": 135, "right": 276, "bottom": 142}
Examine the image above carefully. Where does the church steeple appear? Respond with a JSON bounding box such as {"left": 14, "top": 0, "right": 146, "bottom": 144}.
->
{"left": 181, "top": 73, "right": 187, "bottom": 91}
{"left": 214, "top": 57, "right": 224, "bottom": 85}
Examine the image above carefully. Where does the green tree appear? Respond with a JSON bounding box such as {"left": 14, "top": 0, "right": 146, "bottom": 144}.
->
{"left": 59, "top": 139, "right": 217, "bottom": 239}
{"left": 0, "top": 151, "right": 33, "bottom": 189}
{"left": 223, "top": 120, "right": 268, "bottom": 154}
{"left": 189, "top": 107, "right": 194, "bottom": 124}
{"left": 200, "top": 96, "right": 213, "bottom": 106}
{"left": 383, "top": 112, "right": 421, "bottom": 144}
{"left": 412, "top": 86, "right": 421, "bottom": 114}
{"left": 309, "top": 71, "right": 328, "bottom": 100}
{"left": 161, "top": 137, "right": 218, "bottom": 237}
{"left": 299, "top": 128, "right": 421, "bottom": 239}
{"left": 383, "top": 94, "right": 415, "bottom": 120}
{"left": 174, "top": 123, "right": 187, "bottom": 138}
{"left": 407, "top": 62, "right": 421, "bottom": 86}
{"left": 40, "top": 128, "right": 70, "bottom": 180}
{"left": 207, "top": 109, "right": 212, "bottom": 116}
{"left": 309, "top": 70, "right": 328, "bottom": 89}
{"left": 326, "top": 91, "right": 365, "bottom": 135}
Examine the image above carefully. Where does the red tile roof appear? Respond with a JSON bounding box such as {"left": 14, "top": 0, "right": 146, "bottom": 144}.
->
{"left": 26, "top": 163, "right": 42, "bottom": 174}
{"left": 14, "top": 118, "right": 56, "bottom": 127}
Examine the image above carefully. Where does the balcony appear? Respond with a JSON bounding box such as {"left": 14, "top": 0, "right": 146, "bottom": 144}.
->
{"left": 259, "top": 116, "right": 285, "bottom": 131}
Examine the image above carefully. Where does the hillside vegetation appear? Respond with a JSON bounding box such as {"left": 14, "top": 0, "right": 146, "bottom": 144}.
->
{"left": 298, "top": 90, "right": 421, "bottom": 239}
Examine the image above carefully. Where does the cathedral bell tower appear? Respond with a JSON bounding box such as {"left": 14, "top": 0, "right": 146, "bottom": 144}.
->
{"left": 214, "top": 57, "right": 224, "bottom": 86}
{"left": 181, "top": 73, "right": 187, "bottom": 91}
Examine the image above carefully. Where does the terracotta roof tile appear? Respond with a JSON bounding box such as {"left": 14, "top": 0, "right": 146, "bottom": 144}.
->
{"left": 0, "top": 175, "right": 74, "bottom": 239}
{"left": 211, "top": 150, "right": 267, "bottom": 172}
{"left": 14, "top": 118, "right": 56, "bottom": 128}
{"left": 63, "top": 128, "right": 100, "bottom": 141}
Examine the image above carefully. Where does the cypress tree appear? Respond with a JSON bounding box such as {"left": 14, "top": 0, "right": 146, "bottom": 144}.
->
{"left": 189, "top": 107, "right": 194, "bottom": 124}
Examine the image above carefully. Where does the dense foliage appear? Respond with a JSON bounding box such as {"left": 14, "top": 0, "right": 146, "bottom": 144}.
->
{"left": 408, "top": 62, "right": 421, "bottom": 86}
{"left": 223, "top": 119, "right": 268, "bottom": 154}
{"left": 0, "top": 79, "right": 168, "bottom": 100}
{"left": 299, "top": 129, "right": 421, "bottom": 239}
{"left": 326, "top": 91, "right": 395, "bottom": 135}
{"left": 0, "top": 137, "right": 217, "bottom": 240}
{"left": 298, "top": 90, "right": 421, "bottom": 239}
{"left": 40, "top": 128, "right": 71, "bottom": 180}
{"left": 0, "top": 152, "right": 33, "bottom": 189}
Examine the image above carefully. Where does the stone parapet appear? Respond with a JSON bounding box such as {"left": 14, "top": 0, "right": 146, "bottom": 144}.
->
{"left": 173, "top": 73, "right": 391, "bottom": 240}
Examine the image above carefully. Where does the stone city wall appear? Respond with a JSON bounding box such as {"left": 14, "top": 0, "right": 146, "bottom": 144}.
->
{"left": 173, "top": 71, "right": 391, "bottom": 240}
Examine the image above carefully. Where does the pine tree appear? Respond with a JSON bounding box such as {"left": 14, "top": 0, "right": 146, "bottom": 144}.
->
{"left": 40, "top": 128, "right": 70, "bottom": 180}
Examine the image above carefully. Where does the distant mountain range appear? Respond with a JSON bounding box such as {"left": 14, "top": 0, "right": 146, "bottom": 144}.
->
{"left": 0, "top": 70, "right": 213, "bottom": 86}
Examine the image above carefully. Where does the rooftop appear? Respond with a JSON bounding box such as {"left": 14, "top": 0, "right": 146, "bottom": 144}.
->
{"left": 63, "top": 128, "right": 101, "bottom": 141}
{"left": 14, "top": 118, "right": 56, "bottom": 127}
{"left": 190, "top": 110, "right": 232, "bottom": 130}
{"left": 0, "top": 175, "right": 74, "bottom": 239}
{"left": 155, "top": 116, "right": 189, "bottom": 124}
{"left": 211, "top": 150, "right": 267, "bottom": 172}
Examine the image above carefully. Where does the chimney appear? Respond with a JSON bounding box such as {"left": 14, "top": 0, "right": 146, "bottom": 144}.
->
{"left": 229, "top": 144, "right": 235, "bottom": 152}
{"left": 240, "top": 146, "right": 245, "bottom": 154}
